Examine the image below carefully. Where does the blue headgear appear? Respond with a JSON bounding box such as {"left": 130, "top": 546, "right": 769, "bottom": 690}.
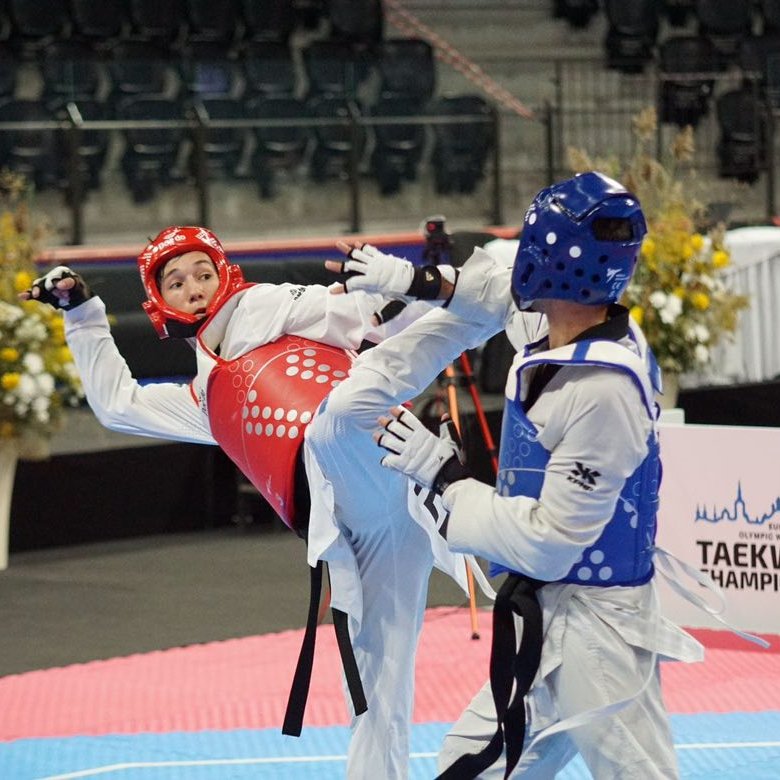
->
{"left": 512, "top": 171, "right": 647, "bottom": 308}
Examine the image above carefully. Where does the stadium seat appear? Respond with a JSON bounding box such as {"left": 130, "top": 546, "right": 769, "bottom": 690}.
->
{"left": 188, "top": 95, "right": 246, "bottom": 180}
{"left": 429, "top": 95, "right": 495, "bottom": 195}
{"left": 179, "top": 42, "right": 239, "bottom": 98}
{"left": 0, "top": 98, "right": 58, "bottom": 190}
{"left": 715, "top": 89, "right": 767, "bottom": 184}
{"left": 127, "top": 0, "right": 187, "bottom": 45}
{"left": 242, "top": 40, "right": 298, "bottom": 97}
{"left": 116, "top": 95, "right": 186, "bottom": 203}
{"left": 695, "top": 0, "right": 755, "bottom": 67}
{"left": 661, "top": 0, "right": 696, "bottom": 27}
{"left": 245, "top": 94, "right": 311, "bottom": 198}
{"left": 0, "top": 44, "right": 20, "bottom": 100}
{"left": 658, "top": 35, "right": 718, "bottom": 127}
{"left": 40, "top": 41, "right": 104, "bottom": 108}
{"left": 50, "top": 98, "right": 111, "bottom": 196}
{"left": 186, "top": 0, "right": 242, "bottom": 46}
{"left": 70, "top": 0, "right": 128, "bottom": 48}
{"left": 7, "top": 0, "right": 70, "bottom": 53}
{"left": 307, "top": 93, "right": 366, "bottom": 184}
{"left": 240, "top": 0, "right": 295, "bottom": 44}
{"left": 555, "top": 0, "right": 599, "bottom": 29}
{"left": 376, "top": 38, "right": 436, "bottom": 103}
{"left": 327, "top": 0, "right": 383, "bottom": 46}
{"left": 302, "top": 39, "right": 372, "bottom": 99}
{"left": 107, "top": 41, "right": 176, "bottom": 111}
{"left": 369, "top": 95, "right": 427, "bottom": 196}
{"left": 604, "top": 0, "right": 660, "bottom": 74}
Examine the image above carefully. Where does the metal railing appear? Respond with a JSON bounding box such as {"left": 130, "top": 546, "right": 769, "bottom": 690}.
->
{"left": 0, "top": 105, "right": 505, "bottom": 245}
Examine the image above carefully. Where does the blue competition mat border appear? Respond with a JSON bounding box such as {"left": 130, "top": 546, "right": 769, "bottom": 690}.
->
{"left": 1, "top": 714, "right": 779, "bottom": 780}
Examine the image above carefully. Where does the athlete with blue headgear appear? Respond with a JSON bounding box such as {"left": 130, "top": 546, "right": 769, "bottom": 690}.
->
{"left": 328, "top": 171, "right": 704, "bottom": 778}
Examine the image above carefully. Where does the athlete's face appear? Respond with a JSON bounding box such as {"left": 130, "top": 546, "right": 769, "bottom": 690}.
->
{"left": 158, "top": 251, "right": 219, "bottom": 317}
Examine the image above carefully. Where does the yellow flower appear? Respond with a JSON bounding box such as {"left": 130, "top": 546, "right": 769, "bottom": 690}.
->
{"left": 712, "top": 250, "right": 729, "bottom": 269}
{"left": 13, "top": 270, "right": 33, "bottom": 293}
{"left": 1, "top": 372, "right": 21, "bottom": 390}
{"left": 0, "top": 172, "right": 82, "bottom": 439}
{"left": 573, "top": 108, "right": 749, "bottom": 374}
{"left": 629, "top": 305, "right": 644, "bottom": 325}
{"left": 690, "top": 291, "right": 710, "bottom": 310}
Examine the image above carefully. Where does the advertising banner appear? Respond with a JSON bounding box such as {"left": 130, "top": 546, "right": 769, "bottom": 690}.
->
{"left": 656, "top": 423, "right": 780, "bottom": 634}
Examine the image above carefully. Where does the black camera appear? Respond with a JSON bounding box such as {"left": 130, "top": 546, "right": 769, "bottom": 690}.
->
{"left": 422, "top": 214, "right": 452, "bottom": 265}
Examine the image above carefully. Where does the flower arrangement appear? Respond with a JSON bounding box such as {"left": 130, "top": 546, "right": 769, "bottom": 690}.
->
{"left": 0, "top": 173, "right": 83, "bottom": 452}
{"left": 568, "top": 107, "right": 749, "bottom": 375}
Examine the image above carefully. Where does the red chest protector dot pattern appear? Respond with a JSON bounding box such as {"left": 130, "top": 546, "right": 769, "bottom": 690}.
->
{"left": 207, "top": 336, "right": 353, "bottom": 531}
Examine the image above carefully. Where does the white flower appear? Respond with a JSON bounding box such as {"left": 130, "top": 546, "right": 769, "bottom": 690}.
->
{"left": 693, "top": 324, "right": 709, "bottom": 342}
{"left": 35, "top": 372, "right": 54, "bottom": 395}
{"left": 16, "top": 373, "right": 39, "bottom": 402}
{"left": 658, "top": 295, "right": 683, "bottom": 325}
{"left": 23, "top": 351, "right": 44, "bottom": 374}
{"left": 649, "top": 290, "right": 667, "bottom": 309}
{"left": 695, "top": 344, "right": 710, "bottom": 364}
{"left": 0, "top": 301, "right": 23, "bottom": 324}
{"left": 16, "top": 316, "right": 46, "bottom": 342}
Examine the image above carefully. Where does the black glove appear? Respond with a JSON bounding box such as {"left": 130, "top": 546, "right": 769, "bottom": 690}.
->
{"left": 28, "top": 265, "right": 92, "bottom": 310}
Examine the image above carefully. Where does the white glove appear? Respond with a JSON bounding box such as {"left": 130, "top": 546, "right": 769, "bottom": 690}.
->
{"left": 376, "top": 406, "right": 462, "bottom": 490}
{"left": 24, "top": 265, "right": 92, "bottom": 310}
{"left": 329, "top": 243, "right": 416, "bottom": 297}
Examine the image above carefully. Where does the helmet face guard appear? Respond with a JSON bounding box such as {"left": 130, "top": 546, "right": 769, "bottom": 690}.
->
{"left": 512, "top": 172, "right": 647, "bottom": 309}
{"left": 138, "top": 226, "right": 245, "bottom": 338}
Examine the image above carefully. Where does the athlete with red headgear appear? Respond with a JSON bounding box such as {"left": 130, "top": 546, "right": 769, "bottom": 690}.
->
{"left": 22, "top": 225, "right": 492, "bottom": 780}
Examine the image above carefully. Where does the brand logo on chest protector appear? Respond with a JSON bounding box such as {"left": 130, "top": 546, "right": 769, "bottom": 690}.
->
{"left": 568, "top": 461, "right": 601, "bottom": 491}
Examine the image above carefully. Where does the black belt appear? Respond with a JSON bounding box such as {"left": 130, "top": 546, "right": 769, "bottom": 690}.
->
{"left": 437, "top": 572, "right": 546, "bottom": 779}
{"left": 282, "top": 449, "right": 367, "bottom": 736}
{"left": 282, "top": 559, "right": 367, "bottom": 736}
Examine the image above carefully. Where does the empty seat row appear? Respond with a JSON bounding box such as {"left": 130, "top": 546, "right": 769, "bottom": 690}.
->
{"left": 0, "top": 37, "right": 438, "bottom": 113}
{"left": 596, "top": 0, "right": 780, "bottom": 74}
{"left": 0, "top": 91, "right": 496, "bottom": 203}
{"left": 0, "top": 0, "right": 383, "bottom": 54}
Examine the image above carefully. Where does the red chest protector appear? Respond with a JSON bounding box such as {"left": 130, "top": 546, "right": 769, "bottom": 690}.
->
{"left": 206, "top": 335, "right": 354, "bottom": 531}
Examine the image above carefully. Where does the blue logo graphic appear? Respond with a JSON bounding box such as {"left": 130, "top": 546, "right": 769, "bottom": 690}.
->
{"left": 695, "top": 482, "right": 780, "bottom": 525}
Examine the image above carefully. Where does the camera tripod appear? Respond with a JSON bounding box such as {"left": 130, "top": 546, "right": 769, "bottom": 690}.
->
{"left": 421, "top": 217, "right": 502, "bottom": 640}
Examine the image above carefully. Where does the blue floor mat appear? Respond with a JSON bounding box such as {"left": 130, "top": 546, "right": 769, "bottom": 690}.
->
{"left": 1, "top": 713, "right": 779, "bottom": 779}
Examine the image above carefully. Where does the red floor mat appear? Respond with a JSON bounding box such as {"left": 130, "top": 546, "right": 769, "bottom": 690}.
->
{"left": 0, "top": 607, "right": 777, "bottom": 742}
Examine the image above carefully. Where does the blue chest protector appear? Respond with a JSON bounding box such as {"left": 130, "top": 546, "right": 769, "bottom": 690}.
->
{"left": 493, "top": 339, "right": 661, "bottom": 587}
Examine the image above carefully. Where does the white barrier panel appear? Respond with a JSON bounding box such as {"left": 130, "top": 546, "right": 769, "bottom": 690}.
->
{"left": 656, "top": 423, "right": 780, "bottom": 634}
{"left": 716, "top": 226, "right": 780, "bottom": 384}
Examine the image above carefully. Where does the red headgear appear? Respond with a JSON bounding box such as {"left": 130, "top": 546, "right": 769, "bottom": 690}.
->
{"left": 137, "top": 226, "right": 246, "bottom": 338}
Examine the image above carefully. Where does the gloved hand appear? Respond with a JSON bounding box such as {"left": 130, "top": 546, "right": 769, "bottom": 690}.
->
{"left": 21, "top": 265, "right": 92, "bottom": 310}
{"left": 375, "top": 407, "right": 469, "bottom": 493}
{"left": 327, "top": 242, "right": 444, "bottom": 300}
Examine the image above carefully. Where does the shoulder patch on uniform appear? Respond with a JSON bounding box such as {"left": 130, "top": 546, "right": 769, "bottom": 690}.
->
{"left": 567, "top": 461, "right": 601, "bottom": 491}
